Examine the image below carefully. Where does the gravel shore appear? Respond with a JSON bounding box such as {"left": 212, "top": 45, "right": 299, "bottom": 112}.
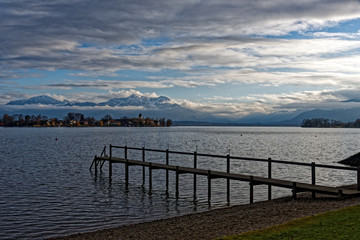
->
{"left": 54, "top": 193, "right": 360, "bottom": 240}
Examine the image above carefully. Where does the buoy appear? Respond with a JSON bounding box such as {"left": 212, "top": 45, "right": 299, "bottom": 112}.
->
{"left": 55, "top": 137, "right": 58, "bottom": 141}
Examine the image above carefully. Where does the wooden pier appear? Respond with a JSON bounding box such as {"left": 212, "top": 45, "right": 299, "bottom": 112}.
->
{"left": 90, "top": 145, "right": 360, "bottom": 204}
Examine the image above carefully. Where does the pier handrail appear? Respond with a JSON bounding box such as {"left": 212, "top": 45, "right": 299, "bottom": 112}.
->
{"left": 109, "top": 144, "right": 360, "bottom": 193}
{"left": 91, "top": 144, "right": 360, "bottom": 203}
{"left": 110, "top": 145, "right": 357, "bottom": 171}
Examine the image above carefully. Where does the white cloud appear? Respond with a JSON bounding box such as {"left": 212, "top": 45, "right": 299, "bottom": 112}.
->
{"left": 2, "top": 0, "right": 360, "bottom": 73}
{"left": 108, "top": 90, "right": 159, "bottom": 98}
{"left": 3, "top": 0, "right": 360, "bottom": 116}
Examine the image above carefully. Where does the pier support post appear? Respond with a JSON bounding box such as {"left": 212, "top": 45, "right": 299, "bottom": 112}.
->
{"left": 311, "top": 162, "right": 316, "bottom": 199}
{"left": 124, "top": 145, "right": 128, "bottom": 159}
{"left": 227, "top": 154, "right": 230, "bottom": 204}
{"left": 94, "top": 155, "right": 98, "bottom": 175}
{"left": 166, "top": 149, "right": 169, "bottom": 194}
{"left": 250, "top": 176, "right": 254, "bottom": 204}
{"left": 338, "top": 189, "right": 343, "bottom": 199}
{"left": 142, "top": 147, "right": 145, "bottom": 185}
{"left": 109, "top": 145, "right": 112, "bottom": 180}
{"left": 149, "top": 162, "right": 152, "bottom": 193}
{"left": 208, "top": 170, "right": 212, "bottom": 204}
{"left": 125, "top": 159, "right": 129, "bottom": 184}
{"left": 268, "top": 158, "right": 272, "bottom": 200}
{"left": 193, "top": 151, "right": 197, "bottom": 197}
{"left": 357, "top": 167, "right": 360, "bottom": 191}
{"left": 292, "top": 182, "right": 297, "bottom": 199}
{"left": 176, "top": 166, "right": 179, "bottom": 199}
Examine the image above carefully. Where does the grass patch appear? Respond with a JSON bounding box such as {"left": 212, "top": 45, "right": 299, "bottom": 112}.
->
{"left": 219, "top": 205, "right": 360, "bottom": 240}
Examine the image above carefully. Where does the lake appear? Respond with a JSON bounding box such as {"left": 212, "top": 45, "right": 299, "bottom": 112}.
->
{"left": 1, "top": 126, "right": 360, "bottom": 239}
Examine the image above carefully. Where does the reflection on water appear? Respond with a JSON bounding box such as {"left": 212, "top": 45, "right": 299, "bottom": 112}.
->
{"left": 1, "top": 126, "right": 360, "bottom": 239}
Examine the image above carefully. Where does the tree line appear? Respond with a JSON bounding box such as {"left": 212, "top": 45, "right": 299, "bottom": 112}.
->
{"left": 0, "top": 113, "right": 172, "bottom": 127}
{"left": 301, "top": 118, "right": 360, "bottom": 128}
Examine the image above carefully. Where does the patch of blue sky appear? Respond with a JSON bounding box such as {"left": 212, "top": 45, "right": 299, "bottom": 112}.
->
{"left": 322, "top": 18, "right": 360, "bottom": 33}
{"left": 100, "top": 38, "right": 172, "bottom": 56}
{"left": 145, "top": 84, "right": 214, "bottom": 100}
{"left": 318, "top": 47, "right": 360, "bottom": 59}
{"left": 111, "top": 69, "right": 181, "bottom": 81}
{"left": 78, "top": 43, "right": 96, "bottom": 48}
{"left": 141, "top": 37, "right": 171, "bottom": 47}
{"left": 263, "top": 18, "right": 360, "bottom": 40}
{"left": 114, "top": 44, "right": 144, "bottom": 54}
{"left": 262, "top": 31, "right": 312, "bottom": 40}
{"left": 79, "top": 42, "right": 145, "bottom": 55}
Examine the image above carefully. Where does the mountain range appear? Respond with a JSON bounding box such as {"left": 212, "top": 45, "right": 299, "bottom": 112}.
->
{"left": 3, "top": 95, "right": 360, "bottom": 125}
{"left": 6, "top": 95, "right": 173, "bottom": 108}
{"left": 3, "top": 95, "right": 218, "bottom": 122}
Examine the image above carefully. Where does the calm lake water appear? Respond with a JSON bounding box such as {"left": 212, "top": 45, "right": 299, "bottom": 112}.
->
{"left": 1, "top": 126, "right": 360, "bottom": 239}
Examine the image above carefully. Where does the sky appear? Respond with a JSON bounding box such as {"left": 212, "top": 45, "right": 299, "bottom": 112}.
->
{"left": 2, "top": 0, "right": 360, "bottom": 119}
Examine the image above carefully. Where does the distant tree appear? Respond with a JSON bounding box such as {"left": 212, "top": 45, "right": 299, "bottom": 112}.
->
{"left": 145, "top": 117, "right": 153, "bottom": 126}
{"left": 85, "top": 116, "right": 96, "bottom": 126}
{"left": 354, "top": 119, "right": 360, "bottom": 128}
{"left": 102, "top": 114, "right": 112, "bottom": 121}
{"left": 18, "top": 114, "right": 24, "bottom": 126}
{"left": 35, "top": 114, "right": 42, "bottom": 126}
{"left": 3, "top": 114, "right": 14, "bottom": 126}
{"left": 159, "top": 118, "right": 166, "bottom": 126}
{"left": 166, "top": 119, "right": 173, "bottom": 127}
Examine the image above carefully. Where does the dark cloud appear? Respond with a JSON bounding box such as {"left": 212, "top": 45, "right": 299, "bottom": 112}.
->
{"left": 332, "top": 89, "right": 360, "bottom": 101}
{"left": 1, "top": 0, "right": 360, "bottom": 73}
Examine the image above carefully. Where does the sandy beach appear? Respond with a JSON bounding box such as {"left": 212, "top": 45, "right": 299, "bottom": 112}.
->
{"left": 53, "top": 191, "right": 360, "bottom": 240}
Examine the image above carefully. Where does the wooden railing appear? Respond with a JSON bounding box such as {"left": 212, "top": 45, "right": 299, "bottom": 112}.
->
{"left": 109, "top": 144, "right": 360, "bottom": 195}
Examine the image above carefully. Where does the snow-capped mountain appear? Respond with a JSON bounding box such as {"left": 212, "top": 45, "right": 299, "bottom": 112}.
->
{"left": 6, "top": 96, "right": 66, "bottom": 105}
{"left": 98, "top": 94, "right": 171, "bottom": 108}
{"left": 6, "top": 94, "right": 172, "bottom": 108}
{"left": 3, "top": 94, "right": 218, "bottom": 122}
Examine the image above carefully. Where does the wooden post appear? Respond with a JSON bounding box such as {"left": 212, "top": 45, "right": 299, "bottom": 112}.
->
{"left": 292, "top": 182, "right": 297, "bottom": 199}
{"left": 142, "top": 147, "right": 145, "bottom": 185}
{"left": 94, "top": 155, "right": 98, "bottom": 176}
{"left": 125, "top": 159, "right": 129, "bottom": 183}
{"left": 311, "top": 162, "right": 316, "bottom": 199}
{"left": 193, "top": 151, "right": 197, "bottom": 197}
{"left": 227, "top": 154, "right": 230, "bottom": 204}
{"left": 338, "top": 189, "right": 343, "bottom": 199}
{"left": 125, "top": 145, "right": 128, "bottom": 160}
{"left": 250, "top": 176, "right": 254, "bottom": 204}
{"left": 149, "top": 162, "right": 152, "bottom": 193}
{"left": 166, "top": 149, "right": 169, "bottom": 194}
{"left": 268, "top": 158, "right": 272, "bottom": 200}
{"left": 109, "top": 144, "right": 112, "bottom": 180}
{"left": 176, "top": 166, "right": 179, "bottom": 199}
{"left": 208, "top": 170, "right": 212, "bottom": 204}
{"left": 357, "top": 167, "right": 360, "bottom": 191}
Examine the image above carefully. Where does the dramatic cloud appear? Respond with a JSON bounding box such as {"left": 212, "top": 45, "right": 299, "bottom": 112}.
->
{"left": 2, "top": 0, "right": 360, "bottom": 117}
{"left": 2, "top": 0, "right": 360, "bottom": 72}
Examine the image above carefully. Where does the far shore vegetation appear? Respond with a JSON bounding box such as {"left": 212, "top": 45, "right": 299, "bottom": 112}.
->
{"left": 301, "top": 118, "right": 360, "bottom": 128}
{"left": 219, "top": 204, "right": 360, "bottom": 240}
{"left": 0, "top": 113, "right": 172, "bottom": 127}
